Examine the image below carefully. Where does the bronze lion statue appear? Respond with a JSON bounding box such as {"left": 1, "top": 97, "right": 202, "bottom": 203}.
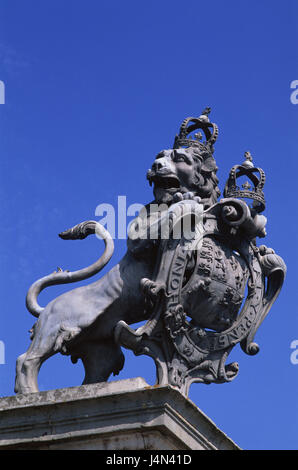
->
{"left": 15, "top": 111, "right": 285, "bottom": 395}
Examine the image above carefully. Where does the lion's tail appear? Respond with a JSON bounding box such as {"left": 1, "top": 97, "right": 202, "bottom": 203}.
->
{"left": 26, "top": 221, "right": 114, "bottom": 318}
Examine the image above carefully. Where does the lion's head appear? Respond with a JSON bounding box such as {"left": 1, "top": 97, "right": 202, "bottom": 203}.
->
{"left": 147, "top": 146, "right": 220, "bottom": 208}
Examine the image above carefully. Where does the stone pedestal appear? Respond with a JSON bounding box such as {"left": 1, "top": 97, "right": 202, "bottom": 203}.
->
{"left": 0, "top": 378, "right": 239, "bottom": 450}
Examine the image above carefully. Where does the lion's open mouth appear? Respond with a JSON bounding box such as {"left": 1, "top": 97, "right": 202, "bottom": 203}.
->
{"left": 151, "top": 174, "right": 180, "bottom": 191}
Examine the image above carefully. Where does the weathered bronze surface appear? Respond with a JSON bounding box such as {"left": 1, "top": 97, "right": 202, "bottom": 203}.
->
{"left": 15, "top": 110, "right": 286, "bottom": 396}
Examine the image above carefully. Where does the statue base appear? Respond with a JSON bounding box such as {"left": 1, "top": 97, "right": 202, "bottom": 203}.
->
{"left": 0, "top": 378, "right": 239, "bottom": 450}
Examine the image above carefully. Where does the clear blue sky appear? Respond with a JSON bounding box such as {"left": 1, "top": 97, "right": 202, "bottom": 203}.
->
{"left": 0, "top": 0, "right": 297, "bottom": 450}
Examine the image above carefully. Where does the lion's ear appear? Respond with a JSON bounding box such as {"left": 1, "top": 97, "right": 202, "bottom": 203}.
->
{"left": 201, "top": 155, "right": 217, "bottom": 173}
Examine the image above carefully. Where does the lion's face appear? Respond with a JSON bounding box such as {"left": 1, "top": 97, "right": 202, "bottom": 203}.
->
{"left": 147, "top": 148, "right": 201, "bottom": 204}
{"left": 147, "top": 147, "right": 219, "bottom": 206}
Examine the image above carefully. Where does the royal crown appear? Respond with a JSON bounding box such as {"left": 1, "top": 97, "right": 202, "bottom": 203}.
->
{"left": 173, "top": 107, "right": 219, "bottom": 153}
{"left": 224, "top": 151, "right": 266, "bottom": 213}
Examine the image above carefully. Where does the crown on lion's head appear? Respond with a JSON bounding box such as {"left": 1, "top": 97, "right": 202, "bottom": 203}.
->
{"left": 173, "top": 107, "right": 218, "bottom": 154}
{"left": 147, "top": 109, "right": 221, "bottom": 208}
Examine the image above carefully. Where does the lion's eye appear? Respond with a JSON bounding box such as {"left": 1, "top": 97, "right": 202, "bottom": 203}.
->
{"left": 174, "top": 154, "right": 186, "bottom": 162}
{"left": 175, "top": 154, "right": 192, "bottom": 164}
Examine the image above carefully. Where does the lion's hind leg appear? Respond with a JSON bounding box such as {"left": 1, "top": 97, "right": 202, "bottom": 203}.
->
{"left": 15, "top": 352, "right": 28, "bottom": 394}
{"left": 15, "top": 344, "right": 56, "bottom": 395}
{"left": 14, "top": 318, "right": 71, "bottom": 394}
